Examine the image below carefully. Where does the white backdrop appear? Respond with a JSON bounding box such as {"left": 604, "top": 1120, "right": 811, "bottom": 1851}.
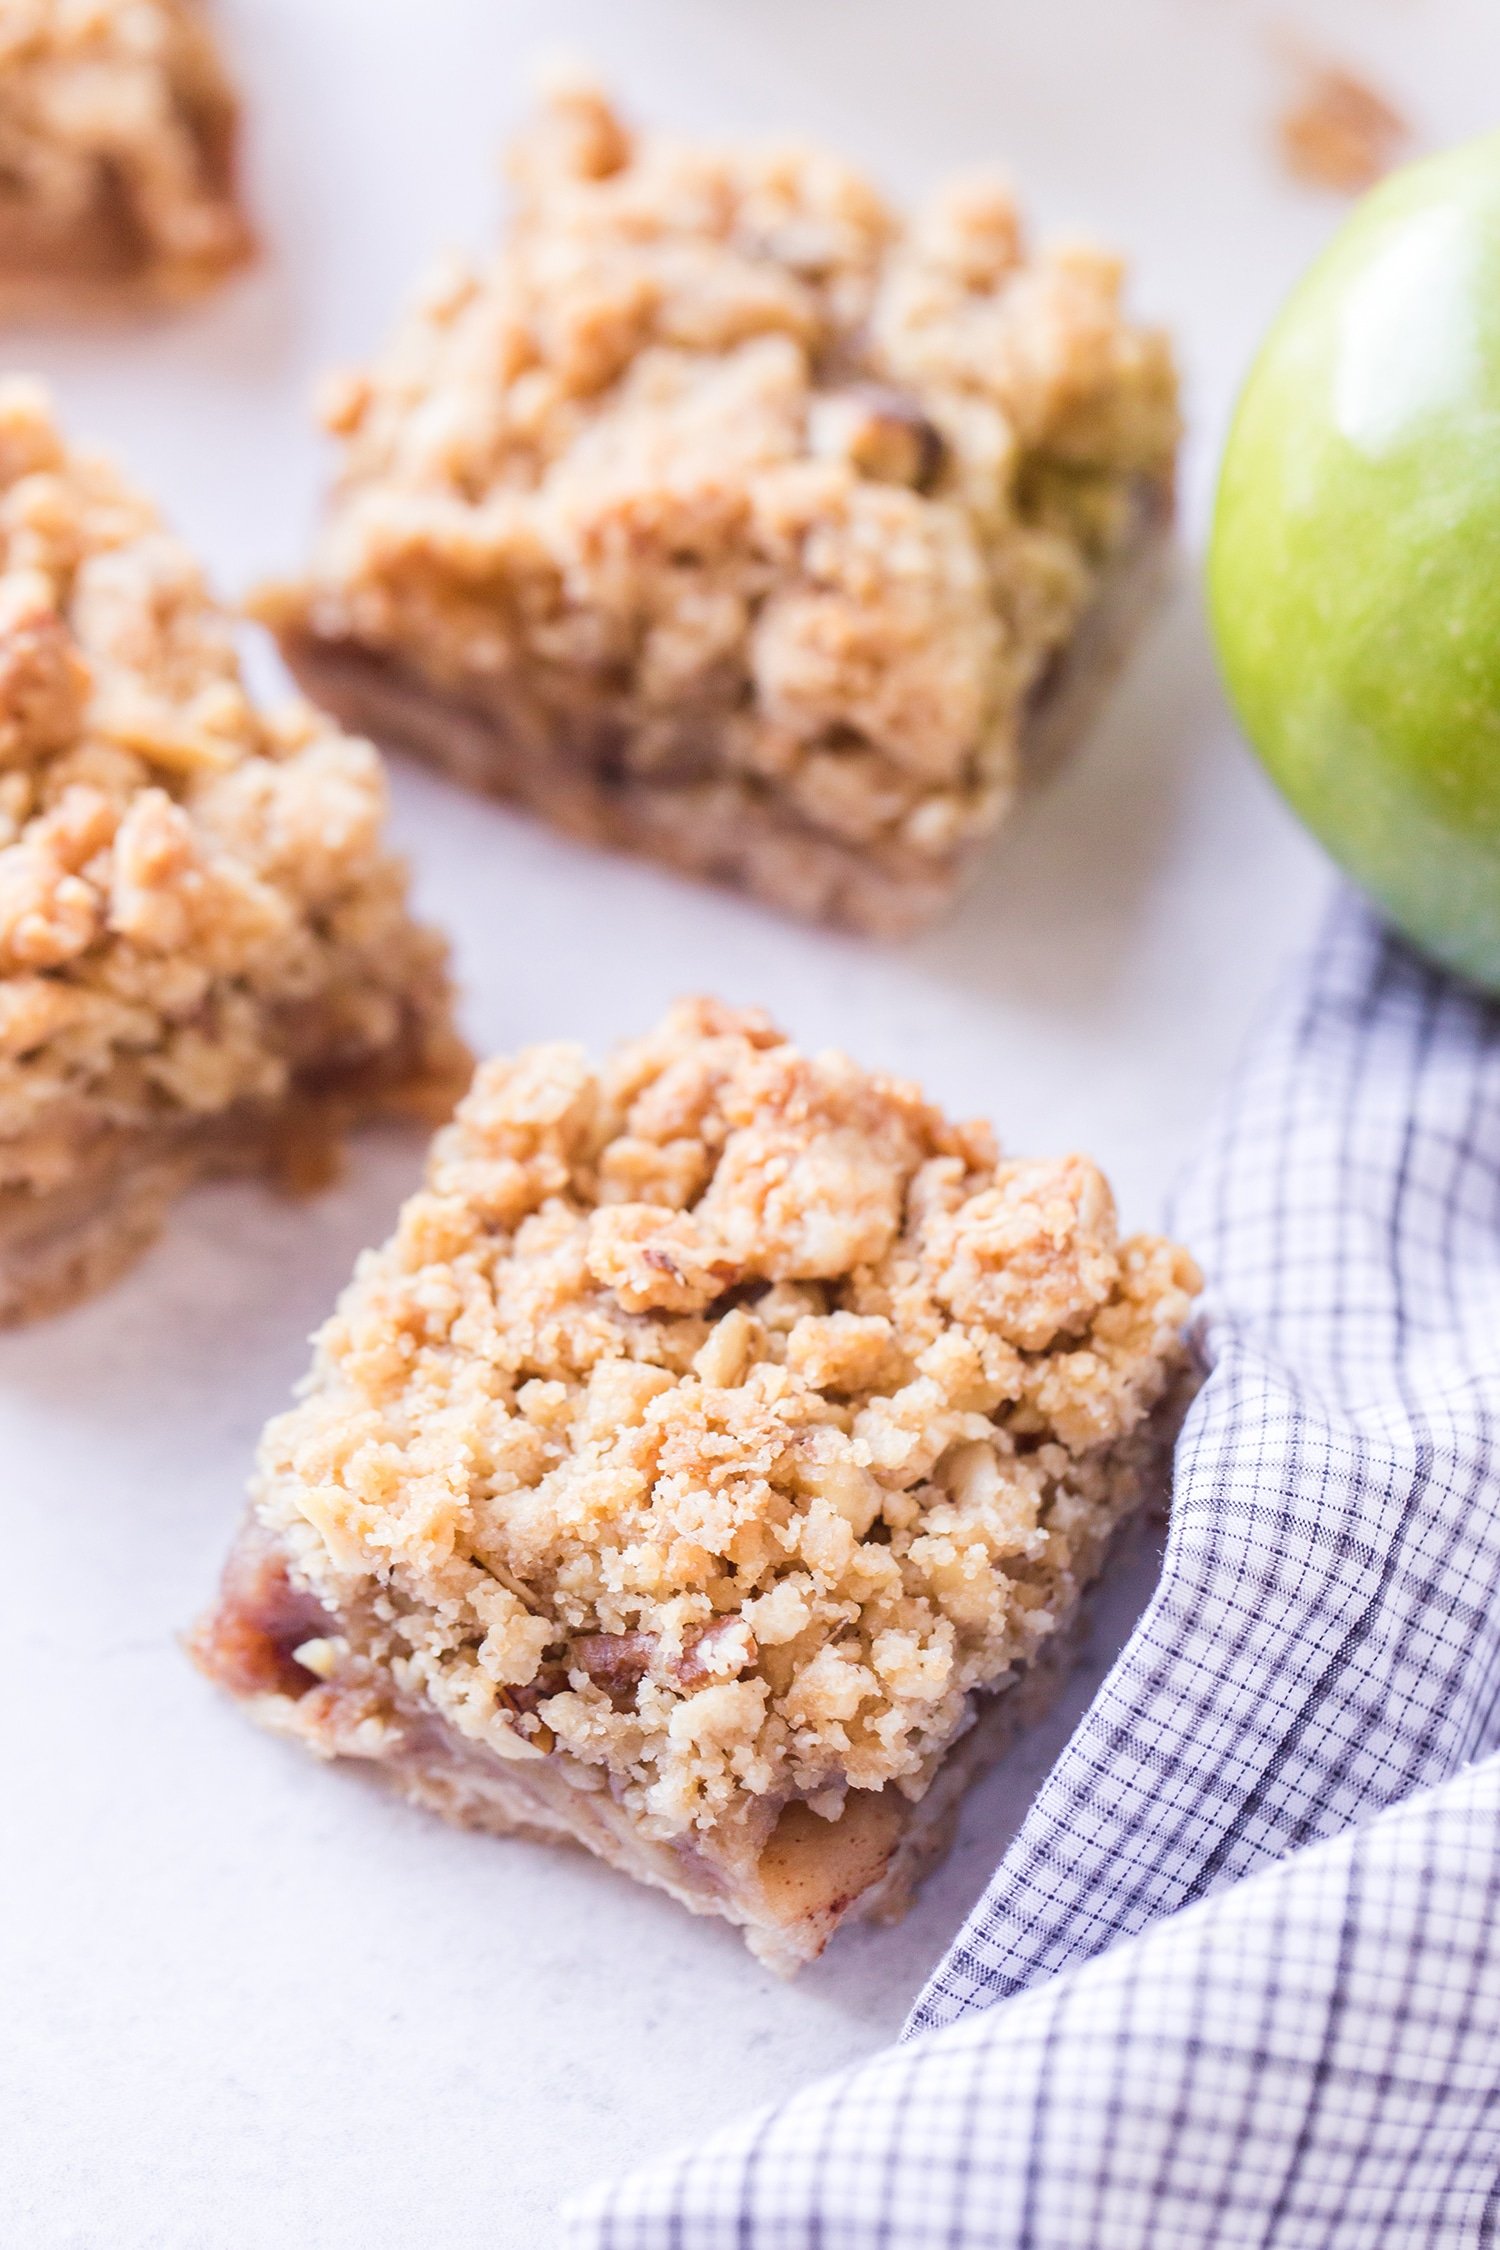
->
{"left": 4, "top": 2, "right": 1491, "bottom": 2242}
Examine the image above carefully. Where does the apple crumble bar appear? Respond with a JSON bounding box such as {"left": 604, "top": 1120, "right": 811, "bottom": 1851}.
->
{"left": 259, "top": 80, "right": 1179, "bottom": 937}
{"left": 0, "top": 0, "right": 252, "bottom": 313}
{"left": 194, "top": 999, "right": 1199, "bottom": 1972}
{"left": 0, "top": 381, "right": 467, "bottom": 1324}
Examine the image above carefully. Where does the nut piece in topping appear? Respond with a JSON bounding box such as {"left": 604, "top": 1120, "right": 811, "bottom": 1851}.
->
{"left": 809, "top": 386, "right": 948, "bottom": 492}
{"left": 194, "top": 998, "right": 1200, "bottom": 1973}
{"left": 260, "top": 79, "right": 1179, "bottom": 937}
{"left": 0, "top": 380, "right": 468, "bottom": 1325}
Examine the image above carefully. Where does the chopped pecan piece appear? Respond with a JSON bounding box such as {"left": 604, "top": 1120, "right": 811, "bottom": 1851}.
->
{"left": 503, "top": 1662, "right": 571, "bottom": 1716}
{"left": 572, "top": 1631, "right": 657, "bottom": 1705}
{"left": 815, "top": 384, "right": 948, "bottom": 493}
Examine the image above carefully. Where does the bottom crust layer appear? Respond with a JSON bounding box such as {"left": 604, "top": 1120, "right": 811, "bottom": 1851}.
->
{"left": 275, "top": 490, "right": 1172, "bottom": 940}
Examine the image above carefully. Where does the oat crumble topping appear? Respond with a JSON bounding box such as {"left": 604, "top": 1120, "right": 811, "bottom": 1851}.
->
{"left": 265, "top": 79, "right": 1178, "bottom": 929}
{"left": 243, "top": 999, "right": 1199, "bottom": 1846}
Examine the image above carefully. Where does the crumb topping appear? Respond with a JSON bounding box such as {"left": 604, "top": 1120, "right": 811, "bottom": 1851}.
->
{"left": 0, "top": 0, "right": 251, "bottom": 294}
{"left": 272, "top": 79, "right": 1177, "bottom": 868}
{"left": 255, "top": 999, "right": 1200, "bottom": 1843}
{"left": 0, "top": 380, "right": 457, "bottom": 1189}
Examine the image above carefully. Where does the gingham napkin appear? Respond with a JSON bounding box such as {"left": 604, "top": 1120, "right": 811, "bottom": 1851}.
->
{"left": 564, "top": 892, "right": 1500, "bottom": 2248}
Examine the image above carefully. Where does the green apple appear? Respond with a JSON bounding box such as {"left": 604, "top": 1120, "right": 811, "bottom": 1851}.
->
{"left": 1210, "top": 132, "right": 1500, "bottom": 988}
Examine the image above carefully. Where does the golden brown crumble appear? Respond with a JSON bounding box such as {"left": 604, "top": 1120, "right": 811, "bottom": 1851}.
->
{"left": 0, "top": 0, "right": 252, "bottom": 304}
{"left": 0, "top": 380, "right": 465, "bottom": 1310}
{"left": 262, "top": 79, "right": 1178, "bottom": 931}
{"left": 227, "top": 1000, "right": 1199, "bottom": 1852}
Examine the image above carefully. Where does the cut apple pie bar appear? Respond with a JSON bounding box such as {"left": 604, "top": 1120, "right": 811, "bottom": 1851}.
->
{"left": 260, "top": 80, "right": 1179, "bottom": 936}
{"left": 194, "top": 999, "right": 1199, "bottom": 1972}
{"left": 0, "top": 382, "right": 467, "bottom": 1323}
{"left": 0, "top": 0, "right": 253, "bottom": 313}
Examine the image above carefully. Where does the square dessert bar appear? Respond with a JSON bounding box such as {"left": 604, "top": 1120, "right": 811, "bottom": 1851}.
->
{"left": 260, "top": 81, "right": 1179, "bottom": 937}
{"left": 195, "top": 999, "right": 1200, "bottom": 1972}
{"left": 0, "top": 0, "right": 252, "bottom": 313}
{"left": 0, "top": 382, "right": 467, "bottom": 1323}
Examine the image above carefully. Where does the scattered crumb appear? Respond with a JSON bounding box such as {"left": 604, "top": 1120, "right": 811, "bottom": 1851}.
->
{"left": 1277, "top": 55, "right": 1410, "bottom": 194}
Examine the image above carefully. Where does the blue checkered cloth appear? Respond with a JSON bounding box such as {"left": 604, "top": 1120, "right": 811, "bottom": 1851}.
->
{"left": 564, "top": 894, "right": 1500, "bottom": 2248}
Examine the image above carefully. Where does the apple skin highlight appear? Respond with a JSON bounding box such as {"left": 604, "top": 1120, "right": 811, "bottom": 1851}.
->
{"left": 1210, "top": 131, "right": 1500, "bottom": 990}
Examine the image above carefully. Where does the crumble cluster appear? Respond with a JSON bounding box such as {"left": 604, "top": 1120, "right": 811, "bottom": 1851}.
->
{"left": 275, "top": 79, "right": 1178, "bottom": 877}
{"left": 0, "top": 0, "right": 250, "bottom": 297}
{"left": 253, "top": 999, "right": 1200, "bottom": 1844}
{"left": 0, "top": 380, "right": 455, "bottom": 1201}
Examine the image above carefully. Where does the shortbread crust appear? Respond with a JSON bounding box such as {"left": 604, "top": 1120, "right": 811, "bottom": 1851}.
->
{"left": 0, "top": 382, "right": 467, "bottom": 1323}
{"left": 195, "top": 1000, "right": 1199, "bottom": 1970}
{"left": 0, "top": 0, "right": 252, "bottom": 313}
{"left": 261, "top": 81, "right": 1179, "bottom": 935}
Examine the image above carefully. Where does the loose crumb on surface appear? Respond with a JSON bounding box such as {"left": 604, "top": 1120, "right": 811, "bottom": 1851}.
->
{"left": 1276, "top": 52, "right": 1410, "bottom": 194}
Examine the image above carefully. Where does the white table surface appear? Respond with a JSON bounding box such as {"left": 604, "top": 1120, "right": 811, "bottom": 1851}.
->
{"left": 4, "top": 2, "right": 1494, "bottom": 2242}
